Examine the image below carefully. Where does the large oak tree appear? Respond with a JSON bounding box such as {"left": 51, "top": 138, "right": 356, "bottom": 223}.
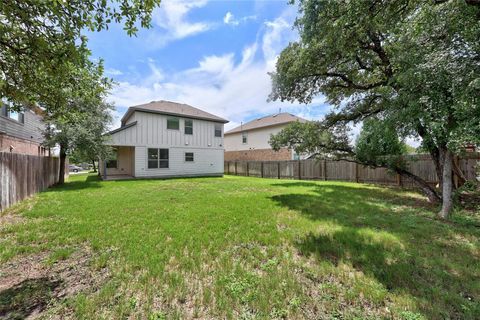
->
{"left": 270, "top": 0, "right": 480, "bottom": 219}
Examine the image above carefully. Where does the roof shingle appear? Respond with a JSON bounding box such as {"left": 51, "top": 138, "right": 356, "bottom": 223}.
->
{"left": 225, "top": 113, "right": 306, "bottom": 135}
{"left": 121, "top": 100, "right": 228, "bottom": 124}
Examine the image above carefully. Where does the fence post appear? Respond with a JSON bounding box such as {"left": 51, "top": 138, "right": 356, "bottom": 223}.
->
{"left": 323, "top": 160, "right": 327, "bottom": 181}
{"left": 277, "top": 162, "right": 280, "bottom": 179}
{"left": 397, "top": 173, "right": 402, "bottom": 187}
{"left": 246, "top": 162, "right": 249, "bottom": 177}
{"left": 355, "top": 163, "right": 359, "bottom": 183}
{"left": 235, "top": 162, "right": 238, "bottom": 175}
{"left": 261, "top": 162, "right": 264, "bottom": 178}
{"left": 298, "top": 160, "right": 301, "bottom": 180}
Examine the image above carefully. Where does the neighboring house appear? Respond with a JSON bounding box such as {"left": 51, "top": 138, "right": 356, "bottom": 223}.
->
{"left": 224, "top": 113, "right": 307, "bottom": 161}
{"left": 99, "top": 100, "right": 228, "bottom": 179}
{"left": 0, "top": 103, "right": 47, "bottom": 156}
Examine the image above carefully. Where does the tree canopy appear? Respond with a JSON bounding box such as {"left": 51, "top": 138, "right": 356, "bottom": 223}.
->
{"left": 269, "top": 0, "right": 480, "bottom": 218}
{"left": 0, "top": 0, "right": 161, "bottom": 109}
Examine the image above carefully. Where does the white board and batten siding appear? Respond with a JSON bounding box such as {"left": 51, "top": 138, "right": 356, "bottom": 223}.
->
{"left": 107, "top": 111, "right": 225, "bottom": 178}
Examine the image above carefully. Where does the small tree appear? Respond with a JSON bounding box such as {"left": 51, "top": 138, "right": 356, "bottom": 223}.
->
{"left": 43, "top": 58, "right": 112, "bottom": 184}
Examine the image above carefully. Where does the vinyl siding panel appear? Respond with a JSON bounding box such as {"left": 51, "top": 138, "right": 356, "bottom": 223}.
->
{"left": 224, "top": 124, "right": 288, "bottom": 151}
{"left": 107, "top": 110, "right": 225, "bottom": 178}
{"left": 0, "top": 109, "right": 44, "bottom": 143}
{"left": 134, "top": 146, "right": 223, "bottom": 177}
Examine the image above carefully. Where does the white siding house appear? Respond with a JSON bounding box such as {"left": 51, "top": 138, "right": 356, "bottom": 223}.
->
{"left": 100, "top": 101, "right": 228, "bottom": 179}
{"left": 224, "top": 113, "right": 306, "bottom": 161}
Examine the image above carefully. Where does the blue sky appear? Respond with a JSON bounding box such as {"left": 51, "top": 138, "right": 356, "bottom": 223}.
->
{"left": 86, "top": 0, "right": 331, "bottom": 130}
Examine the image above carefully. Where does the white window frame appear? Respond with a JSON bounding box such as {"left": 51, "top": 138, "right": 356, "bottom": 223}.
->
{"left": 147, "top": 148, "right": 169, "bottom": 169}
{"left": 185, "top": 152, "right": 194, "bottom": 162}
{"left": 167, "top": 117, "right": 180, "bottom": 130}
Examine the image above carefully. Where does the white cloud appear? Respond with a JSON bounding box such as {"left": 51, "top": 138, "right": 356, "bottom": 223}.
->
{"left": 148, "top": 0, "right": 213, "bottom": 48}
{"left": 108, "top": 6, "right": 329, "bottom": 130}
{"left": 105, "top": 68, "right": 123, "bottom": 76}
{"left": 223, "top": 11, "right": 256, "bottom": 26}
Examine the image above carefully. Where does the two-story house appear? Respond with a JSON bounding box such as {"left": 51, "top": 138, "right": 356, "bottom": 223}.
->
{"left": 224, "top": 113, "right": 306, "bottom": 161}
{"left": 0, "top": 103, "right": 47, "bottom": 156}
{"left": 100, "top": 100, "right": 228, "bottom": 179}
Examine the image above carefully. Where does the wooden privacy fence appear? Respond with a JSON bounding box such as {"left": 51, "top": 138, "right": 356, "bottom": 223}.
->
{"left": 225, "top": 153, "right": 479, "bottom": 187}
{"left": 0, "top": 152, "right": 66, "bottom": 211}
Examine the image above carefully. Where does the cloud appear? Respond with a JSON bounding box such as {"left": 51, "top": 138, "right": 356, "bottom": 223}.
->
{"left": 148, "top": 0, "right": 213, "bottom": 48}
{"left": 108, "top": 6, "right": 329, "bottom": 130}
{"left": 105, "top": 68, "right": 123, "bottom": 76}
{"left": 223, "top": 11, "right": 256, "bottom": 26}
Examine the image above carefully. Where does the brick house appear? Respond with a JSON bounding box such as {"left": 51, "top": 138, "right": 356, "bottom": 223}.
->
{"left": 224, "top": 113, "right": 306, "bottom": 161}
{"left": 0, "top": 104, "right": 47, "bottom": 156}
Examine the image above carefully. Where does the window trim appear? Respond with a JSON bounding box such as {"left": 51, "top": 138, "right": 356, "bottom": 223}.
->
{"left": 184, "top": 119, "right": 193, "bottom": 135}
{"left": 214, "top": 123, "right": 222, "bottom": 137}
{"left": 167, "top": 117, "right": 180, "bottom": 130}
{"left": 0, "top": 105, "right": 25, "bottom": 124}
{"left": 185, "top": 152, "right": 194, "bottom": 162}
{"left": 147, "top": 148, "right": 169, "bottom": 169}
{"left": 242, "top": 131, "right": 248, "bottom": 144}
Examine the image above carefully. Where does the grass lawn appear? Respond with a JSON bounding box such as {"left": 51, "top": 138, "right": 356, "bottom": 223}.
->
{"left": 0, "top": 174, "right": 479, "bottom": 319}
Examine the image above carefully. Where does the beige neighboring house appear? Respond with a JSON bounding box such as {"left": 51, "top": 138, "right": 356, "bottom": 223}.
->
{"left": 100, "top": 100, "right": 228, "bottom": 179}
{"left": 224, "top": 113, "right": 307, "bottom": 161}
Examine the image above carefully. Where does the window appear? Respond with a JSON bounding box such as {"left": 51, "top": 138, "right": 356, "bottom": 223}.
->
{"left": 184, "top": 119, "right": 193, "bottom": 135}
{"left": 214, "top": 123, "right": 222, "bottom": 137}
{"left": 242, "top": 132, "right": 247, "bottom": 144}
{"left": 185, "top": 152, "right": 194, "bottom": 162}
{"left": 1, "top": 104, "right": 24, "bottom": 123}
{"left": 148, "top": 148, "right": 169, "bottom": 169}
{"left": 106, "top": 148, "right": 118, "bottom": 168}
{"left": 167, "top": 117, "right": 179, "bottom": 130}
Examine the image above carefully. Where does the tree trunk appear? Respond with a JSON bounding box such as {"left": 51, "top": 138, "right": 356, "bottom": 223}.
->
{"left": 91, "top": 159, "right": 97, "bottom": 173}
{"left": 438, "top": 150, "right": 454, "bottom": 219}
{"left": 430, "top": 148, "right": 443, "bottom": 190}
{"left": 396, "top": 168, "right": 442, "bottom": 203}
{"left": 58, "top": 145, "right": 67, "bottom": 185}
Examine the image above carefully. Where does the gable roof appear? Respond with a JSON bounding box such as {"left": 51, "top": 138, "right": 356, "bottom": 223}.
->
{"left": 121, "top": 100, "right": 228, "bottom": 124}
{"left": 225, "top": 113, "right": 307, "bottom": 135}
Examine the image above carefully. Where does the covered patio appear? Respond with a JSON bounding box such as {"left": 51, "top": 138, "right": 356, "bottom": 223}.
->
{"left": 100, "top": 146, "right": 135, "bottom": 180}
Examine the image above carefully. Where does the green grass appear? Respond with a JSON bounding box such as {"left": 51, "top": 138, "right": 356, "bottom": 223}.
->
{"left": 0, "top": 174, "right": 479, "bottom": 319}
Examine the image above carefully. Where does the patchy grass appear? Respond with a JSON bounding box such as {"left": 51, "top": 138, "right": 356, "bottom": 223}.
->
{"left": 0, "top": 174, "right": 479, "bottom": 319}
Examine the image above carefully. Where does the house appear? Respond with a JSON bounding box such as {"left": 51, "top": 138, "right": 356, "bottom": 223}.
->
{"left": 224, "top": 113, "right": 306, "bottom": 161}
{"left": 100, "top": 100, "right": 228, "bottom": 179}
{"left": 0, "top": 103, "right": 47, "bottom": 156}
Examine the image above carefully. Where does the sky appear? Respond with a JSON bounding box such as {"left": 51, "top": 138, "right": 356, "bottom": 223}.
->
{"left": 85, "top": 0, "right": 332, "bottom": 131}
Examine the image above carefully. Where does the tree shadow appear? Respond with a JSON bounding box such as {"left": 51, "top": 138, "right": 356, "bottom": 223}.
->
{"left": 49, "top": 174, "right": 102, "bottom": 192}
{"left": 0, "top": 277, "right": 62, "bottom": 319}
{"left": 270, "top": 183, "right": 480, "bottom": 318}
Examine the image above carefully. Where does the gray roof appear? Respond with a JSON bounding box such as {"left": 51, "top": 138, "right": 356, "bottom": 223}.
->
{"left": 121, "top": 100, "right": 228, "bottom": 124}
{"left": 225, "top": 113, "right": 307, "bottom": 135}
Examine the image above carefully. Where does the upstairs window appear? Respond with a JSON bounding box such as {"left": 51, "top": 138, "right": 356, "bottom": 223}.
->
{"left": 242, "top": 132, "right": 247, "bottom": 144}
{"left": 185, "top": 152, "right": 194, "bottom": 162}
{"left": 214, "top": 123, "right": 222, "bottom": 137}
{"left": 167, "top": 117, "right": 179, "bottom": 130}
{"left": 148, "top": 148, "right": 169, "bottom": 169}
{"left": 1, "top": 104, "right": 24, "bottom": 123}
{"left": 184, "top": 119, "right": 193, "bottom": 135}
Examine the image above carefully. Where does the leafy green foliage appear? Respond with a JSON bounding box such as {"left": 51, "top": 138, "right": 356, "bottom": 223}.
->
{"left": 0, "top": 0, "right": 161, "bottom": 110}
{"left": 270, "top": 0, "right": 480, "bottom": 216}
{"left": 355, "top": 118, "right": 406, "bottom": 169}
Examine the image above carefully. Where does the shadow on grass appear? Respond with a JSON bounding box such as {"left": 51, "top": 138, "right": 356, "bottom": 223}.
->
{"left": 270, "top": 182, "right": 480, "bottom": 318}
{"left": 50, "top": 174, "right": 102, "bottom": 193}
{"left": 0, "top": 278, "right": 61, "bottom": 319}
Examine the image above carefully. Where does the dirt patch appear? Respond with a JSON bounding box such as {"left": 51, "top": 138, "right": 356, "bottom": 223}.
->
{"left": 0, "top": 246, "right": 110, "bottom": 319}
{"left": 0, "top": 214, "right": 26, "bottom": 229}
